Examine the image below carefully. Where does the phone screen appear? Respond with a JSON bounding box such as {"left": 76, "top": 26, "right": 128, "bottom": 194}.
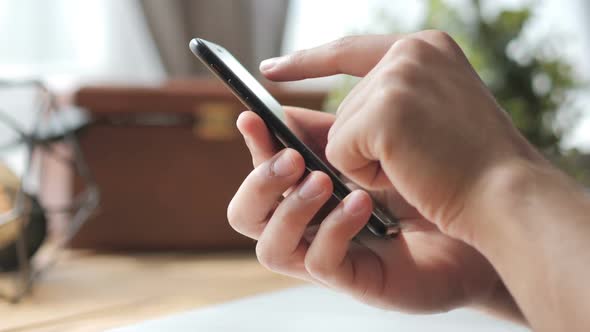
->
{"left": 190, "top": 38, "right": 400, "bottom": 237}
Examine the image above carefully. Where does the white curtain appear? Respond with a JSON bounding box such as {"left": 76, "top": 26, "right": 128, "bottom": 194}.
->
{"left": 0, "top": 0, "right": 165, "bottom": 89}
{"left": 139, "top": 0, "right": 289, "bottom": 76}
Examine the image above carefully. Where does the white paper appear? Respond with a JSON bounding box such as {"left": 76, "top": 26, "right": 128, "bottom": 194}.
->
{"left": 109, "top": 286, "right": 529, "bottom": 332}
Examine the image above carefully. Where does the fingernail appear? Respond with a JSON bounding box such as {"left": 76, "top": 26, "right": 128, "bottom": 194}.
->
{"left": 298, "top": 173, "right": 325, "bottom": 200}
{"left": 271, "top": 149, "right": 296, "bottom": 177}
{"left": 343, "top": 191, "right": 369, "bottom": 216}
{"left": 260, "top": 57, "right": 281, "bottom": 72}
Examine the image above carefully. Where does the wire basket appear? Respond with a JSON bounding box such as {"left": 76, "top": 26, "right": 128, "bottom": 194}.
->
{"left": 0, "top": 80, "right": 99, "bottom": 303}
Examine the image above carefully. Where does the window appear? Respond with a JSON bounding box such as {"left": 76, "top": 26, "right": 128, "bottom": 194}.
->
{"left": 0, "top": 0, "right": 164, "bottom": 87}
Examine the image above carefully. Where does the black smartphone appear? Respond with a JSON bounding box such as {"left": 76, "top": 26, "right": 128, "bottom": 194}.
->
{"left": 189, "top": 38, "right": 400, "bottom": 237}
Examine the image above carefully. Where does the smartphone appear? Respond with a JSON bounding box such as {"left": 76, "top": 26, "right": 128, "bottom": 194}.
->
{"left": 189, "top": 38, "right": 400, "bottom": 237}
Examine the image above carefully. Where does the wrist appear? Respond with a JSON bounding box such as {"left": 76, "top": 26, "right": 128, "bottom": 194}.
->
{"left": 455, "top": 157, "right": 587, "bottom": 251}
{"left": 461, "top": 158, "right": 590, "bottom": 330}
{"left": 479, "top": 157, "right": 590, "bottom": 262}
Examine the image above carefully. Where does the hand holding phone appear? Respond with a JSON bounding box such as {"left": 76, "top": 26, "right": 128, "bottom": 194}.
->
{"left": 186, "top": 34, "right": 531, "bottom": 320}
{"left": 189, "top": 38, "right": 400, "bottom": 237}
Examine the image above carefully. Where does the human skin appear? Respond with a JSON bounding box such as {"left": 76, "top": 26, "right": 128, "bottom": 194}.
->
{"left": 227, "top": 31, "right": 590, "bottom": 331}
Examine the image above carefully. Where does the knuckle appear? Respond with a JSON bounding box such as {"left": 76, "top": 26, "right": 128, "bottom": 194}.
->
{"left": 388, "top": 37, "right": 417, "bottom": 53}
{"left": 226, "top": 195, "right": 262, "bottom": 237}
{"left": 288, "top": 50, "right": 308, "bottom": 75}
{"left": 255, "top": 242, "right": 281, "bottom": 271}
{"left": 423, "top": 29, "right": 455, "bottom": 45}
{"left": 389, "top": 37, "right": 433, "bottom": 63}
{"left": 326, "top": 36, "right": 358, "bottom": 71}
{"left": 328, "top": 35, "right": 357, "bottom": 52}
{"left": 255, "top": 157, "right": 280, "bottom": 181}
{"left": 304, "top": 255, "right": 330, "bottom": 279}
{"left": 421, "top": 30, "right": 461, "bottom": 54}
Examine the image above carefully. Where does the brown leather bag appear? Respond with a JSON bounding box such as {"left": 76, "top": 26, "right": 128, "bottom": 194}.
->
{"left": 68, "top": 79, "right": 325, "bottom": 251}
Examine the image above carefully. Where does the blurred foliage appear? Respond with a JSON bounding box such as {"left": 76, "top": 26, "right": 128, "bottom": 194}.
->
{"left": 325, "top": 0, "right": 589, "bottom": 184}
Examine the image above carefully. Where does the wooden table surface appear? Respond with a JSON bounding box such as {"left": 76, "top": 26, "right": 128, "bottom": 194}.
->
{"left": 0, "top": 251, "right": 301, "bottom": 332}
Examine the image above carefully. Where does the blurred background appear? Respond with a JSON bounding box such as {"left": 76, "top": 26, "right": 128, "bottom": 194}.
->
{"left": 0, "top": 0, "right": 588, "bottom": 330}
{"left": 1, "top": 0, "right": 589, "bottom": 172}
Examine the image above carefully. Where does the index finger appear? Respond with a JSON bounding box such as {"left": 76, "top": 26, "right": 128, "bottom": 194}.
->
{"left": 260, "top": 34, "right": 402, "bottom": 81}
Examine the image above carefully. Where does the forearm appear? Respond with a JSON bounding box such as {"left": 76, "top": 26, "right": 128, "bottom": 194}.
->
{"left": 470, "top": 161, "right": 590, "bottom": 331}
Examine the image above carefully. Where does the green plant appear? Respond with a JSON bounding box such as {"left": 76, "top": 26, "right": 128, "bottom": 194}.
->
{"left": 325, "top": 0, "right": 588, "bottom": 183}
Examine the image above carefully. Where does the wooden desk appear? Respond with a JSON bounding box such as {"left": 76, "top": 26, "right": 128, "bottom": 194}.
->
{"left": 0, "top": 251, "right": 301, "bottom": 332}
